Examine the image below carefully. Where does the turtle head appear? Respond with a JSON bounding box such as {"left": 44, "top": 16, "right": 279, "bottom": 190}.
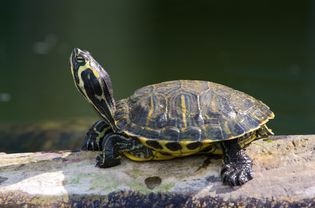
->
{"left": 70, "top": 48, "right": 117, "bottom": 130}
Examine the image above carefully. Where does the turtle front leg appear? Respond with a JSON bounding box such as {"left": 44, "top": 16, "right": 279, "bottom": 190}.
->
{"left": 220, "top": 139, "right": 253, "bottom": 186}
{"left": 96, "top": 133, "right": 139, "bottom": 168}
{"left": 81, "top": 120, "right": 112, "bottom": 151}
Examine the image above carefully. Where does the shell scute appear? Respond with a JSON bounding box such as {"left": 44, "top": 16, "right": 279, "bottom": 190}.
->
{"left": 160, "top": 127, "right": 180, "bottom": 141}
{"left": 204, "top": 124, "right": 226, "bottom": 141}
{"left": 180, "top": 127, "right": 202, "bottom": 141}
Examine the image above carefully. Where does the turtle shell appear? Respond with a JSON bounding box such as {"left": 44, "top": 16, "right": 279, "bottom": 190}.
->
{"left": 114, "top": 80, "right": 274, "bottom": 143}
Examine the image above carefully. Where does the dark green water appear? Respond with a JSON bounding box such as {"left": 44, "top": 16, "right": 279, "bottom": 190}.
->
{"left": 1, "top": 1, "right": 315, "bottom": 144}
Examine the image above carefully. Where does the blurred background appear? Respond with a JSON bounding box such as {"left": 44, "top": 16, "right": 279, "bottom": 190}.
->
{"left": 0, "top": 1, "right": 314, "bottom": 153}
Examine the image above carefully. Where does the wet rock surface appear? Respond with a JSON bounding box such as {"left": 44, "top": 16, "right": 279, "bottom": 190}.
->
{"left": 0, "top": 135, "right": 315, "bottom": 207}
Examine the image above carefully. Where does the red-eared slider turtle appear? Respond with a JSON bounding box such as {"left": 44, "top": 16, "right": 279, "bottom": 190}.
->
{"left": 70, "top": 48, "right": 275, "bottom": 186}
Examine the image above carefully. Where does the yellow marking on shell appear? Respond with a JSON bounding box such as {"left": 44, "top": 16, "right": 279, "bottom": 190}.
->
{"left": 151, "top": 152, "right": 177, "bottom": 160}
{"left": 146, "top": 96, "right": 154, "bottom": 127}
{"left": 126, "top": 126, "right": 269, "bottom": 160}
{"left": 238, "top": 134, "right": 257, "bottom": 148}
{"left": 263, "top": 124, "right": 274, "bottom": 135}
{"left": 181, "top": 95, "right": 187, "bottom": 128}
{"left": 142, "top": 150, "right": 177, "bottom": 161}
{"left": 123, "top": 152, "right": 154, "bottom": 161}
{"left": 269, "top": 112, "right": 275, "bottom": 119}
{"left": 223, "top": 122, "right": 231, "bottom": 135}
{"left": 137, "top": 136, "right": 221, "bottom": 159}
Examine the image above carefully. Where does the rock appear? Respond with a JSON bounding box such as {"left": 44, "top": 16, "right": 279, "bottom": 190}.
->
{"left": 0, "top": 135, "right": 315, "bottom": 207}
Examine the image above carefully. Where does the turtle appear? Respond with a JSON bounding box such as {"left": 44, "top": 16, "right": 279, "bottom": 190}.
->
{"left": 69, "top": 48, "right": 275, "bottom": 186}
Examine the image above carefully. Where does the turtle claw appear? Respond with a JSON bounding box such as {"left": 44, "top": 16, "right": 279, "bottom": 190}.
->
{"left": 81, "top": 120, "right": 110, "bottom": 151}
{"left": 96, "top": 154, "right": 121, "bottom": 168}
{"left": 221, "top": 162, "right": 253, "bottom": 186}
{"left": 81, "top": 133, "right": 100, "bottom": 151}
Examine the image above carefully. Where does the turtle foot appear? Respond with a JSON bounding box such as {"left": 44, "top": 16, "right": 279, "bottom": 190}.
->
{"left": 81, "top": 120, "right": 110, "bottom": 151}
{"left": 221, "top": 162, "right": 253, "bottom": 186}
{"left": 96, "top": 154, "right": 121, "bottom": 168}
{"left": 81, "top": 133, "right": 100, "bottom": 151}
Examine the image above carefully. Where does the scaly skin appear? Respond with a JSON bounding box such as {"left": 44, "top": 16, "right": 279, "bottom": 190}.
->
{"left": 81, "top": 120, "right": 111, "bottom": 151}
{"left": 221, "top": 139, "right": 253, "bottom": 186}
{"left": 96, "top": 133, "right": 154, "bottom": 168}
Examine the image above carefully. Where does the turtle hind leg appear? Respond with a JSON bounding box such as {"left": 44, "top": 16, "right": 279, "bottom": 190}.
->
{"left": 81, "top": 120, "right": 112, "bottom": 151}
{"left": 220, "top": 139, "right": 253, "bottom": 186}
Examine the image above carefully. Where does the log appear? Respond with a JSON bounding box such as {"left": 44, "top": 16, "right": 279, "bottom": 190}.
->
{"left": 0, "top": 135, "right": 315, "bottom": 207}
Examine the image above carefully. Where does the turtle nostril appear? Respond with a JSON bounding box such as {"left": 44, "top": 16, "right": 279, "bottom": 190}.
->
{"left": 72, "top": 48, "right": 79, "bottom": 55}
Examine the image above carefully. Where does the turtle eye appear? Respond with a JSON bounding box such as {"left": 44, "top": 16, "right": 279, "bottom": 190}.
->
{"left": 76, "top": 56, "right": 85, "bottom": 64}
